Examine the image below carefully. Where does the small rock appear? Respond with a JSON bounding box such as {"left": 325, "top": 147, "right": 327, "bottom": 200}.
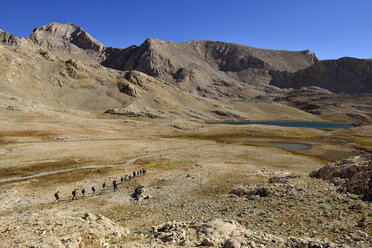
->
{"left": 145, "top": 194, "right": 153, "bottom": 199}
{"left": 200, "top": 237, "right": 215, "bottom": 246}
{"left": 83, "top": 213, "right": 96, "bottom": 222}
{"left": 224, "top": 238, "right": 241, "bottom": 248}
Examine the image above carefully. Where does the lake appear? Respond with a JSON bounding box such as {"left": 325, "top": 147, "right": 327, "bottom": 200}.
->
{"left": 210, "top": 121, "right": 353, "bottom": 129}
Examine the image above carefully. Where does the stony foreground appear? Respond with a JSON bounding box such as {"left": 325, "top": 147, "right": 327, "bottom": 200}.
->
{"left": 1, "top": 158, "right": 371, "bottom": 247}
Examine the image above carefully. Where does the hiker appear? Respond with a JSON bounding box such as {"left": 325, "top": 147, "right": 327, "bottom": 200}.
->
{"left": 54, "top": 191, "right": 60, "bottom": 202}
{"left": 72, "top": 189, "right": 78, "bottom": 200}
{"left": 102, "top": 182, "right": 106, "bottom": 191}
{"left": 124, "top": 175, "right": 128, "bottom": 181}
{"left": 143, "top": 168, "right": 147, "bottom": 174}
{"left": 92, "top": 186, "right": 96, "bottom": 194}
{"left": 121, "top": 176, "right": 124, "bottom": 183}
{"left": 113, "top": 180, "right": 118, "bottom": 192}
{"left": 82, "top": 188, "right": 86, "bottom": 197}
{"left": 133, "top": 171, "right": 136, "bottom": 177}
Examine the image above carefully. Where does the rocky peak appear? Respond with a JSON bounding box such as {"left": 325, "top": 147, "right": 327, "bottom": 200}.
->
{"left": 28, "top": 22, "right": 104, "bottom": 53}
{"left": 302, "top": 49, "right": 319, "bottom": 64}
{"left": 0, "top": 29, "right": 20, "bottom": 46}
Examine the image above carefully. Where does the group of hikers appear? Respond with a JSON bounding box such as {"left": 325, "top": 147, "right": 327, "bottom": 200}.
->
{"left": 54, "top": 168, "right": 147, "bottom": 202}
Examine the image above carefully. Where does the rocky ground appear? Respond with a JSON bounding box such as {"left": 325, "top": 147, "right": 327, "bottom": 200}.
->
{"left": 0, "top": 110, "right": 371, "bottom": 247}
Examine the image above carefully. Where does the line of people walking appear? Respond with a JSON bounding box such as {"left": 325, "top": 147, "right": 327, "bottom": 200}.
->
{"left": 54, "top": 168, "right": 147, "bottom": 202}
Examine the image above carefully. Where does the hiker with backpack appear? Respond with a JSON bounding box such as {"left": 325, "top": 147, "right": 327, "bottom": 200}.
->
{"left": 54, "top": 191, "right": 60, "bottom": 202}
{"left": 113, "top": 180, "right": 118, "bottom": 192}
{"left": 72, "top": 189, "right": 78, "bottom": 200}
{"left": 82, "top": 188, "right": 86, "bottom": 197}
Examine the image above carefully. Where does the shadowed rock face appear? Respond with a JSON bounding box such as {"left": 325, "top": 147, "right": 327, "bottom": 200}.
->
{"left": 269, "top": 57, "right": 372, "bottom": 94}
{"left": 270, "top": 87, "right": 372, "bottom": 123}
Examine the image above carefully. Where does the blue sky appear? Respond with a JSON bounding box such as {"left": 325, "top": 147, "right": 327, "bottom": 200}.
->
{"left": 1, "top": 0, "right": 371, "bottom": 60}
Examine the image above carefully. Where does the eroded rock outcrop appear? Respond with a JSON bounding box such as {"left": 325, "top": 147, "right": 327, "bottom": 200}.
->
{"left": 310, "top": 156, "right": 372, "bottom": 201}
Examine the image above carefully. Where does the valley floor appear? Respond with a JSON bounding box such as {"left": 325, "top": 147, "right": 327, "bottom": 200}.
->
{"left": 0, "top": 111, "right": 371, "bottom": 247}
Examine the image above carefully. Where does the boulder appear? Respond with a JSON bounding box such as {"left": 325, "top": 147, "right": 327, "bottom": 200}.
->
{"left": 131, "top": 185, "right": 147, "bottom": 201}
{"left": 310, "top": 155, "right": 372, "bottom": 201}
{"left": 117, "top": 81, "right": 138, "bottom": 97}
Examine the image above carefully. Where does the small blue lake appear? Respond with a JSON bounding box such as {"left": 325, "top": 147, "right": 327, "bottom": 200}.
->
{"left": 210, "top": 121, "right": 353, "bottom": 129}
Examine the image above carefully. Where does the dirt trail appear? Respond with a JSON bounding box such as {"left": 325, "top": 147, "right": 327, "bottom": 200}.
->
{"left": 0, "top": 151, "right": 165, "bottom": 184}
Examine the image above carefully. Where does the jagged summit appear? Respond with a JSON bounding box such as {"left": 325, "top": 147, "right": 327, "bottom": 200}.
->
{"left": 28, "top": 22, "right": 104, "bottom": 53}
{"left": 0, "top": 28, "right": 21, "bottom": 46}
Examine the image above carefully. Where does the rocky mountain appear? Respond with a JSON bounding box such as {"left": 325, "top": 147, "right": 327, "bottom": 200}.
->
{"left": 29, "top": 23, "right": 104, "bottom": 52}
{"left": 100, "top": 39, "right": 318, "bottom": 92}
{"left": 269, "top": 57, "right": 372, "bottom": 94}
{"left": 1, "top": 22, "right": 372, "bottom": 123}
{"left": 28, "top": 22, "right": 105, "bottom": 62}
{"left": 26, "top": 23, "right": 318, "bottom": 98}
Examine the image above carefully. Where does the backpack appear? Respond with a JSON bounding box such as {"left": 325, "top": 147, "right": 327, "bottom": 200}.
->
{"left": 55, "top": 193, "right": 58, "bottom": 198}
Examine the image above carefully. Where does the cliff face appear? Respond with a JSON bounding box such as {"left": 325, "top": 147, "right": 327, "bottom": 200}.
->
{"left": 269, "top": 57, "right": 372, "bottom": 94}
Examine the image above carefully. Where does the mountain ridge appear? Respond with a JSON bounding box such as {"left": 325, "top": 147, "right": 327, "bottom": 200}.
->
{"left": 269, "top": 57, "right": 372, "bottom": 93}
{"left": 7, "top": 22, "right": 319, "bottom": 98}
{"left": 0, "top": 22, "right": 371, "bottom": 123}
